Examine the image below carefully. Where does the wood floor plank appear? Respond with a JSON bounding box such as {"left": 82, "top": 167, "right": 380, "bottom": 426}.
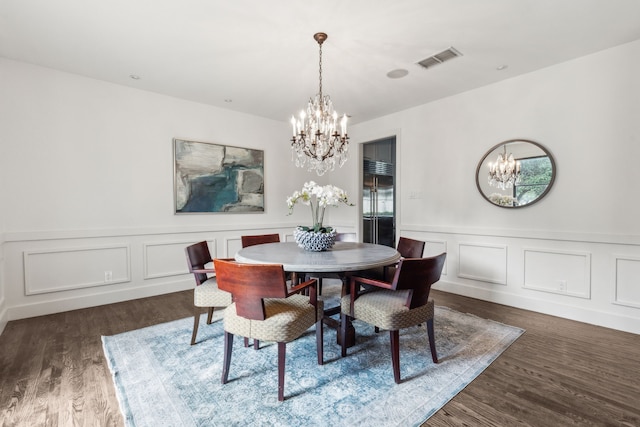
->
{"left": 1, "top": 289, "right": 639, "bottom": 427}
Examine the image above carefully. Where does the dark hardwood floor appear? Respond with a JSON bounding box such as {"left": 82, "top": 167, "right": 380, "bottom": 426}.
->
{"left": 1, "top": 289, "right": 639, "bottom": 426}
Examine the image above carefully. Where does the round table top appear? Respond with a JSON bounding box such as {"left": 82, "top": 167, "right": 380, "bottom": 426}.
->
{"left": 235, "top": 241, "right": 400, "bottom": 273}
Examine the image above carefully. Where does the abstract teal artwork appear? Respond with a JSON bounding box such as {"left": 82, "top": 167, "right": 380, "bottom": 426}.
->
{"left": 173, "top": 138, "right": 264, "bottom": 213}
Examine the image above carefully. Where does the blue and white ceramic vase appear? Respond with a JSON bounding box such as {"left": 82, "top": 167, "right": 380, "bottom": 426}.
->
{"left": 293, "top": 227, "right": 337, "bottom": 251}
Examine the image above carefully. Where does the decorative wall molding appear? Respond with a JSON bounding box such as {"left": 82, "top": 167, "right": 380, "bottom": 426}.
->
{"left": 402, "top": 224, "right": 640, "bottom": 246}
{"left": 424, "top": 239, "right": 447, "bottom": 276}
{"left": 23, "top": 244, "right": 131, "bottom": 295}
{"left": 3, "top": 224, "right": 639, "bottom": 335}
{"left": 9, "top": 277, "right": 193, "bottom": 321}
{"left": 613, "top": 255, "right": 640, "bottom": 309}
{"left": 143, "top": 239, "right": 216, "bottom": 280}
{"left": 3, "top": 222, "right": 302, "bottom": 243}
{"left": 523, "top": 248, "right": 591, "bottom": 299}
{"left": 458, "top": 243, "right": 507, "bottom": 285}
{"left": 436, "top": 279, "right": 640, "bottom": 336}
{"left": 400, "top": 225, "right": 640, "bottom": 334}
{"left": 224, "top": 237, "right": 243, "bottom": 259}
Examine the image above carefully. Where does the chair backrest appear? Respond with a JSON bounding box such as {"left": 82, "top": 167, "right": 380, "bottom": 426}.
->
{"left": 185, "top": 241, "right": 212, "bottom": 286}
{"left": 336, "top": 232, "right": 357, "bottom": 242}
{"left": 241, "top": 233, "right": 280, "bottom": 248}
{"left": 213, "top": 259, "right": 288, "bottom": 321}
{"left": 390, "top": 253, "right": 446, "bottom": 309}
{"left": 396, "top": 237, "right": 425, "bottom": 258}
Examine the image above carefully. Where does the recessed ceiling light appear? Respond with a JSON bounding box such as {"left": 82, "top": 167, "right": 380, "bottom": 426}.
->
{"left": 496, "top": 65, "right": 508, "bottom": 71}
{"left": 387, "top": 69, "right": 409, "bottom": 79}
{"left": 129, "top": 74, "right": 141, "bottom": 80}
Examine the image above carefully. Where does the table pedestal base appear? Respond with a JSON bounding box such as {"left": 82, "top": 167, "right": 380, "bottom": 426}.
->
{"left": 322, "top": 306, "right": 355, "bottom": 348}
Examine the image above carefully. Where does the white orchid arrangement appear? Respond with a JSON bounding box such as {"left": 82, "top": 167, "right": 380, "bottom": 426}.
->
{"left": 489, "top": 193, "right": 518, "bottom": 207}
{"left": 287, "top": 181, "right": 353, "bottom": 232}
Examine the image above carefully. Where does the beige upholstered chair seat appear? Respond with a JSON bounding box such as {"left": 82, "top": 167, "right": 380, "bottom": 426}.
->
{"left": 341, "top": 290, "right": 434, "bottom": 331}
{"left": 225, "top": 294, "right": 323, "bottom": 342}
{"left": 194, "top": 277, "right": 232, "bottom": 308}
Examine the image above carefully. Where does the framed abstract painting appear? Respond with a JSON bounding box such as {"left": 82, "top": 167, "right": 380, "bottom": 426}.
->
{"left": 173, "top": 138, "right": 264, "bottom": 213}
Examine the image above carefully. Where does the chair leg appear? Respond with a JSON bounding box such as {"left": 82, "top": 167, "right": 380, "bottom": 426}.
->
{"left": 390, "top": 330, "right": 401, "bottom": 384}
{"left": 340, "top": 313, "right": 348, "bottom": 357}
{"left": 191, "top": 308, "right": 201, "bottom": 345}
{"left": 277, "top": 342, "right": 286, "bottom": 401}
{"left": 316, "top": 319, "right": 324, "bottom": 365}
{"left": 318, "top": 278, "right": 323, "bottom": 296}
{"left": 254, "top": 339, "right": 260, "bottom": 350}
{"left": 221, "top": 332, "right": 234, "bottom": 384}
{"left": 244, "top": 337, "right": 249, "bottom": 347}
{"left": 206, "top": 307, "right": 214, "bottom": 324}
{"left": 426, "top": 318, "right": 438, "bottom": 363}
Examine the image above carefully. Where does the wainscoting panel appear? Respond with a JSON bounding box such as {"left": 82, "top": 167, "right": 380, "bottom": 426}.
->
{"left": 523, "top": 248, "right": 591, "bottom": 298}
{"left": 24, "top": 245, "right": 131, "bottom": 295}
{"left": 225, "top": 237, "right": 243, "bottom": 258}
{"left": 425, "top": 239, "right": 447, "bottom": 276}
{"left": 458, "top": 243, "right": 507, "bottom": 285}
{"left": 614, "top": 256, "right": 640, "bottom": 308}
{"left": 144, "top": 240, "right": 216, "bottom": 280}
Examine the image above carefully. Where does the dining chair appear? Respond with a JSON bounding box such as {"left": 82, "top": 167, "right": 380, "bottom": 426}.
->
{"left": 185, "top": 241, "right": 233, "bottom": 345}
{"left": 340, "top": 253, "right": 446, "bottom": 383}
{"left": 213, "top": 258, "right": 324, "bottom": 402}
{"left": 240, "top": 233, "right": 280, "bottom": 248}
{"left": 241, "top": 233, "right": 282, "bottom": 349}
{"left": 385, "top": 236, "right": 425, "bottom": 279}
{"left": 362, "top": 236, "right": 426, "bottom": 281}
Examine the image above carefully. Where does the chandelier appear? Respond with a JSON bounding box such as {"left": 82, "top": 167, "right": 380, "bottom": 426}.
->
{"left": 488, "top": 145, "right": 521, "bottom": 189}
{"left": 291, "top": 32, "right": 349, "bottom": 176}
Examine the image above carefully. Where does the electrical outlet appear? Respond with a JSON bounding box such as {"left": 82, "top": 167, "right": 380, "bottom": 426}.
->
{"left": 558, "top": 280, "right": 567, "bottom": 293}
{"left": 104, "top": 271, "right": 113, "bottom": 282}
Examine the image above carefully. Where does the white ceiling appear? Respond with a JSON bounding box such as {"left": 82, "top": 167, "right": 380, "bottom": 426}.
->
{"left": 2, "top": 0, "right": 640, "bottom": 125}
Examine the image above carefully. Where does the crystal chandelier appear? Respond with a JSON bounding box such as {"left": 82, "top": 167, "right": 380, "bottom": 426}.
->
{"left": 488, "top": 145, "right": 521, "bottom": 190}
{"left": 291, "top": 32, "right": 349, "bottom": 176}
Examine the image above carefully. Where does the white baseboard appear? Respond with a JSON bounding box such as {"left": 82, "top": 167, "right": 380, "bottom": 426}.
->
{"left": 7, "top": 279, "right": 193, "bottom": 321}
{"left": 433, "top": 281, "right": 640, "bottom": 335}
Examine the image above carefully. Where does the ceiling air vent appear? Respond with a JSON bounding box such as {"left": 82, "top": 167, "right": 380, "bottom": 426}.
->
{"left": 417, "top": 47, "right": 462, "bottom": 70}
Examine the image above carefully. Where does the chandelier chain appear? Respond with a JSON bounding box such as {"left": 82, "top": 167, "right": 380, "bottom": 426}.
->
{"left": 318, "top": 42, "right": 323, "bottom": 101}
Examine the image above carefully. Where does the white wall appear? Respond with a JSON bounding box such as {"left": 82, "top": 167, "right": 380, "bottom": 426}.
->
{"left": 348, "top": 39, "right": 640, "bottom": 334}
{"left": 0, "top": 58, "right": 347, "bottom": 325}
{"left": 0, "top": 231, "right": 6, "bottom": 335}
{"left": 2, "top": 37, "right": 640, "bottom": 335}
{"left": 0, "top": 60, "right": 8, "bottom": 332}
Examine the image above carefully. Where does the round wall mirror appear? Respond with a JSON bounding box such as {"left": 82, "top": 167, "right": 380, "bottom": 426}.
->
{"left": 476, "top": 139, "right": 556, "bottom": 208}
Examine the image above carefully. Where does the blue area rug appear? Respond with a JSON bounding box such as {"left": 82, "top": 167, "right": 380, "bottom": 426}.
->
{"left": 102, "top": 300, "right": 523, "bottom": 427}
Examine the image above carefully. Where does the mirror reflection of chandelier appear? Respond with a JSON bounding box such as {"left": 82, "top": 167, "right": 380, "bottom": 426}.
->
{"left": 291, "top": 32, "right": 349, "bottom": 176}
{"left": 488, "top": 145, "right": 521, "bottom": 189}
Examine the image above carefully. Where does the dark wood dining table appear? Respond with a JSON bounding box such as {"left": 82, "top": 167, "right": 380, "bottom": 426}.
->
{"left": 235, "top": 241, "right": 401, "bottom": 346}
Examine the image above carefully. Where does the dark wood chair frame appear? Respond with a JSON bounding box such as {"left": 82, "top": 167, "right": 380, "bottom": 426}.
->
{"left": 214, "top": 259, "right": 323, "bottom": 401}
{"left": 382, "top": 236, "right": 426, "bottom": 280}
{"left": 185, "top": 241, "right": 222, "bottom": 345}
{"left": 240, "top": 233, "right": 280, "bottom": 248}
{"left": 341, "top": 253, "right": 446, "bottom": 383}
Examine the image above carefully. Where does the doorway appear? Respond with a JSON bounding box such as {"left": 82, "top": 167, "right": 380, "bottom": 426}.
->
{"left": 362, "top": 137, "right": 396, "bottom": 247}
